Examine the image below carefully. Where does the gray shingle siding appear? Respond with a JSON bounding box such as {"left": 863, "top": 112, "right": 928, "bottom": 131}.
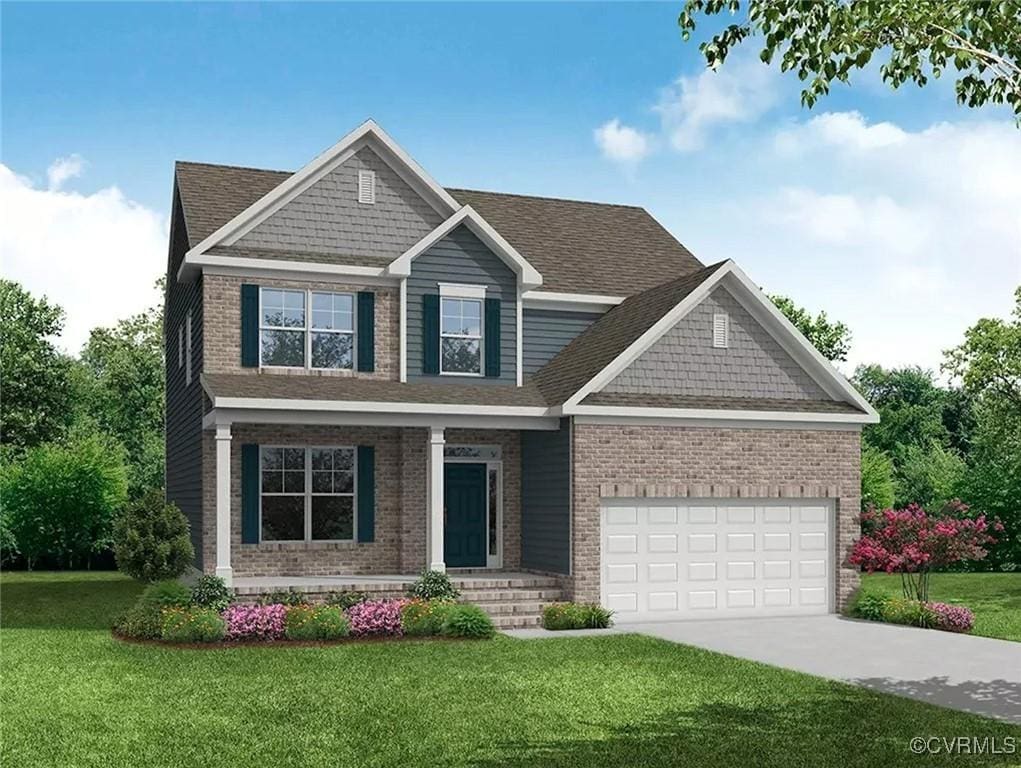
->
{"left": 165, "top": 191, "right": 205, "bottom": 568}
{"left": 522, "top": 308, "right": 602, "bottom": 376}
{"left": 406, "top": 224, "right": 517, "bottom": 384}
{"left": 604, "top": 286, "right": 830, "bottom": 400}
{"left": 237, "top": 146, "right": 444, "bottom": 260}
{"left": 520, "top": 419, "right": 571, "bottom": 574}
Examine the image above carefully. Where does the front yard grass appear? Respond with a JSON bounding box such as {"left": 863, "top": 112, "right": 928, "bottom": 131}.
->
{"left": 2, "top": 571, "right": 1019, "bottom": 768}
{"left": 862, "top": 572, "right": 1021, "bottom": 643}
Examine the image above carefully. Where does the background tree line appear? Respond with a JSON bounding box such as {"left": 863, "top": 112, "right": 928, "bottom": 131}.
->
{"left": 1, "top": 278, "right": 1018, "bottom": 570}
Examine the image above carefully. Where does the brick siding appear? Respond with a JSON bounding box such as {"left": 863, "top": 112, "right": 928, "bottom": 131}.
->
{"left": 203, "top": 273, "right": 399, "bottom": 380}
{"left": 569, "top": 423, "right": 862, "bottom": 610}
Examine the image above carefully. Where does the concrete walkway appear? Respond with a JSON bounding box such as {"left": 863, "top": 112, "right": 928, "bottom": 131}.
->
{"left": 618, "top": 615, "right": 1021, "bottom": 723}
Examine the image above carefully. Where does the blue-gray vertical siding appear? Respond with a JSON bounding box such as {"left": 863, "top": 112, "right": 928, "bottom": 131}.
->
{"left": 522, "top": 308, "right": 603, "bottom": 376}
{"left": 520, "top": 419, "right": 571, "bottom": 574}
{"left": 406, "top": 224, "right": 516, "bottom": 384}
{"left": 164, "top": 188, "right": 205, "bottom": 568}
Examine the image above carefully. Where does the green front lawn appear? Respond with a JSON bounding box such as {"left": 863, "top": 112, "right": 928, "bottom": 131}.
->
{"left": 862, "top": 572, "right": 1021, "bottom": 643}
{"left": 2, "top": 572, "right": 1018, "bottom": 768}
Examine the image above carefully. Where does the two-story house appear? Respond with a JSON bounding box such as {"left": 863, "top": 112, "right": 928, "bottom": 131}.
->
{"left": 165, "top": 120, "right": 877, "bottom": 627}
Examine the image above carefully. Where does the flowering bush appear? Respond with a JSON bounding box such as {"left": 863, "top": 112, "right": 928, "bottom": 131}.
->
{"left": 161, "top": 607, "right": 226, "bottom": 643}
{"left": 849, "top": 503, "right": 1001, "bottom": 602}
{"left": 400, "top": 599, "right": 454, "bottom": 636}
{"left": 927, "top": 602, "right": 975, "bottom": 633}
{"left": 407, "top": 570, "right": 460, "bottom": 601}
{"left": 284, "top": 605, "right": 350, "bottom": 640}
{"left": 881, "top": 598, "right": 937, "bottom": 628}
{"left": 223, "top": 604, "right": 287, "bottom": 641}
{"left": 347, "top": 599, "right": 407, "bottom": 636}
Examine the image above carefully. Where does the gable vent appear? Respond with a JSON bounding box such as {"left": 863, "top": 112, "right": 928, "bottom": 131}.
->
{"left": 712, "top": 313, "right": 729, "bottom": 348}
{"left": 358, "top": 170, "right": 376, "bottom": 204}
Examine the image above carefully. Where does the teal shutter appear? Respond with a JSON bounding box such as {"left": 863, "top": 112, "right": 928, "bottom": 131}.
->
{"left": 357, "top": 445, "right": 375, "bottom": 543}
{"left": 422, "top": 293, "right": 440, "bottom": 375}
{"left": 241, "top": 444, "right": 259, "bottom": 544}
{"left": 357, "top": 291, "right": 375, "bottom": 372}
{"left": 241, "top": 284, "right": 259, "bottom": 367}
{"left": 484, "top": 297, "right": 501, "bottom": 378}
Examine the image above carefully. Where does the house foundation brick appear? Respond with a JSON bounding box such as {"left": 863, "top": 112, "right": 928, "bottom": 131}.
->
{"left": 568, "top": 423, "right": 862, "bottom": 611}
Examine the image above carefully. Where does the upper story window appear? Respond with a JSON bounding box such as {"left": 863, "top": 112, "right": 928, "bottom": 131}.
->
{"left": 440, "top": 283, "right": 485, "bottom": 375}
{"left": 261, "top": 288, "right": 355, "bottom": 370}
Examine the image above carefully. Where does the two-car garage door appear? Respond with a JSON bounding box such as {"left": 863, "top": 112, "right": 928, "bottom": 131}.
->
{"left": 601, "top": 500, "right": 833, "bottom": 622}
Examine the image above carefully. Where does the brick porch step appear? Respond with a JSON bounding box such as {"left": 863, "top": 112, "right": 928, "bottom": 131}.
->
{"left": 459, "top": 588, "right": 563, "bottom": 603}
{"left": 491, "top": 614, "right": 544, "bottom": 629}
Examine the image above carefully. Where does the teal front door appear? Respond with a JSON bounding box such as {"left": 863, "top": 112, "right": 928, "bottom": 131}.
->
{"left": 444, "top": 463, "right": 487, "bottom": 568}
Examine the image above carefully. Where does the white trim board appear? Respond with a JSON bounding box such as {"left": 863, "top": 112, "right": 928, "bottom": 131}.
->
{"left": 180, "top": 255, "right": 397, "bottom": 285}
{"left": 203, "top": 407, "right": 561, "bottom": 432}
{"left": 561, "top": 260, "right": 879, "bottom": 421}
{"left": 521, "top": 290, "right": 624, "bottom": 313}
{"left": 388, "top": 205, "right": 543, "bottom": 290}
{"left": 569, "top": 409, "right": 872, "bottom": 428}
{"left": 207, "top": 394, "right": 551, "bottom": 418}
{"left": 180, "top": 120, "right": 460, "bottom": 279}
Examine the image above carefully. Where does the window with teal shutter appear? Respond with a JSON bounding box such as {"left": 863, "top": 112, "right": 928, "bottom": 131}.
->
{"left": 240, "top": 284, "right": 259, "bottom": 367}
{"left": 484, "top": 297, "right": 501, "bottom": 377}
{"left": 241, "top": 444, "right": 259, "bottom": 543}
{"left": 422, "top": 294, "right": 440, "bottom": 375}
{"left": 357, "top": 291, "right": 375, "bottom": 372}
{"left": 357, "top": 445, "right": 375, "bottom": 542}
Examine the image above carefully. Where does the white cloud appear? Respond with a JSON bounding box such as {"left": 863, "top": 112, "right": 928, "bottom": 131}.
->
{"left": 593, "top": 118, "right": 653, "bottom": 164}
{"left": 0, "top": 161, "right": 167, "bottom": 354}
{"left": 46, "top": 154, "right": 86, "bottom": 191}
{"left": 684, "top": 112, "right": 1021, "bottom": 375}
{"left": 654, "top": 53, "right": 778, "bottom": 152}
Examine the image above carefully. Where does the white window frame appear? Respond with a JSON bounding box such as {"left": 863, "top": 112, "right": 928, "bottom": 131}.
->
{"left": 185, "top": 312, "right": 192, "bottom": 385}
{"left": 443, "top": 444, "right": 502, "bottom": 569}
{"left": 258, "top": 445, "right": 358, "bottom": 544}
{"left": 259, "top": 287, "right": 357, "bottom": 371}
{"left": 438, "top": 283, "right": 486, "bottom": 377}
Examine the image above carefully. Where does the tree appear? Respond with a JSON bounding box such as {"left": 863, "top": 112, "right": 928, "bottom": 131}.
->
{"left": 0, "top": 431, "right": 128, "bottom": 569}
{"left": 770, "top": 294, "right": 851, "bottom": 362}
{"left": 894, "top": 442, "right": 966, "bottom": 510}
{"left": 74, "top": 295, "right": 165, "bottom": 498}
{"left": 860, "top": 445, "right": 895, "bottom": 510}
{"left": 0, "top": 280, "right": 72, "bottom": 455}
{"left": 852, "top": 364, "right": 952, "bottom": 458}
{"left": 678, "top": 0, "right": 1021, "bottom": 119}
{"left": 943, "top": 287, "right": 1021, "bottom": 568}
{"left": 850, "top": 504, "right": 1001, "bottom": 602}
{"left": 113, "top": 489, "right": 194, "bottom": 582}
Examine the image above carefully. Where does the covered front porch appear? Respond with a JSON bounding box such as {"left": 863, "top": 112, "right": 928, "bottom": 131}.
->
{"left": 200, "top": 379, "right": 563, "bottom": 588}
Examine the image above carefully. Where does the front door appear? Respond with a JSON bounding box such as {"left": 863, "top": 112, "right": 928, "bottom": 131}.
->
{"left": 444, "top": 463, "right": 487, "bottom": 568}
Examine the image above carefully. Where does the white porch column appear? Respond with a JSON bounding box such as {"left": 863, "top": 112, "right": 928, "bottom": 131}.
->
{"left": 426, "top": 426, "right": 446, "bottom": 572}
{"left": 214, "top": 424, "right": 233, "bottom": 586}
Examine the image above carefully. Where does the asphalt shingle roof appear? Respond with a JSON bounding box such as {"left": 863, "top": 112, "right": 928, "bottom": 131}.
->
{"left": 174, "top": 161, "right": 703, "bottom": 296}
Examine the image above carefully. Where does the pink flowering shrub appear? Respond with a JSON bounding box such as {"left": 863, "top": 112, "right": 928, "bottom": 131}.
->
{"left": 346, "top": 599, "right": 408, "bottom": 637}
{"left": 223, "top": 603, "right": 287, "bottom": 641}
{"left": 927, "top": 602, "right": 975, "bottom": 633}
{"left": 849, "top": 502, "right": 1001, "bottom": 602}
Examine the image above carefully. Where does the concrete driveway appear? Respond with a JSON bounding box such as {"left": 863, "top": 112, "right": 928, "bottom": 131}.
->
{"left": 619, "top": 615, "right": 1021, "bottom": 723}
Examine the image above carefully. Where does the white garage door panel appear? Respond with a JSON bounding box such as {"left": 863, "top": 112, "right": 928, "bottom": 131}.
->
{"left": 601, "top": 500, "right": 832, "bottom": 621}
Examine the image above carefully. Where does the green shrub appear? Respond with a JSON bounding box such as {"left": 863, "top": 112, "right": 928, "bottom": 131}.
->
{"left": 139, "top": 579, "right": 192, "bottom": 609}
{"left": 113, "top": 602, "right": 163, "bottom": 640}
{"left": 882, "top": 598, "right": 937, "bottom": 628}
{"left": 191, "top": 575, "right": 231, "bottom": 612}
{"left": 542, "top": 602, "right": 585, "bottom": 630}
{"left": 257, "top": 589, "right": 306, "bottom": 607}
{"left": 440, "top": 603, "right": 495, "bottom": 639}
{"left": 850, "top": 590, "right": 889, "bottom": 622}
{"left": 579, "top": 603, "right": 614, "bottom": 629}
{"left": 1, "top": 432, "right": 128, "bottom": 569}
{"left": 401, "top": 599, "right": 454, "bottom": 636}
{"left": 408, "top": 570, "right": 460, "bottom": 601}
{"left": 284, "top": 605, "right": 350, "bottom": 641}
{"left": 161, "top": 607, "right": 226, "bottom": 643}
{"left": 113, "top": 488, "right": 194, "bottom": 582}
{"left": 325, "top": 590, "right": 370, "bottom": 610}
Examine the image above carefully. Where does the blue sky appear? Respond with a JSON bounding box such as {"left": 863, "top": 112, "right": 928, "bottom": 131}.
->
{"left": 3, "top": 2, "right": 1019, "bottom": 373}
